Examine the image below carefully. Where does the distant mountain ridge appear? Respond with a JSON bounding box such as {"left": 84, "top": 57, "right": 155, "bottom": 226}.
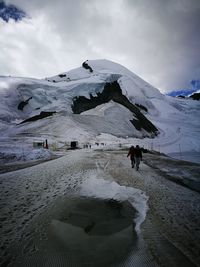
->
{"left": 166, "top": 80, "right": 200, "bottom": 98}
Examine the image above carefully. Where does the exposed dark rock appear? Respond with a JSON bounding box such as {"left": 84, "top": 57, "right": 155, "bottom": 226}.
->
{"left": 71, "top": 81, "right": 158, "bottom": 135}
{"left": 20, "top": 111, "right": 56, "bottom": 124}
{"left": 18, "top": 97, "right": 32, "bottom": 111}
{"left": 190, "top": 93, "right": 200, "bottom": 100}
{"left": 58, "top": 74, "right": 66, "bottom": 78}
{"left": 82, "top": 60, "right": 93, "bottom": 73}
{"left": 135, "top": 103, "right": 148, "bottom": 112}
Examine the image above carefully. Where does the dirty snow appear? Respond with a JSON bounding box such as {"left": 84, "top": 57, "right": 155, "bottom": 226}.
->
{"left": 0, "top": 149, "right": 199, "bottom": 267}
{"left": 0, "top": 149, "right": 148, "bottom": 266}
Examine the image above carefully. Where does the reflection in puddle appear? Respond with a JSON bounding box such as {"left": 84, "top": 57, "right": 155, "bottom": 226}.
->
{"left": 15, "top": 197, "right": 138, "bottom": 266}
{"left": 47, "top": 197, "right": 138, "bottom": 266}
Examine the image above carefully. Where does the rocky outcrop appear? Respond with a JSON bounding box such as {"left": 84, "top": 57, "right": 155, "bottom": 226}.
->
{"left": 190, "top": 93, "right": 200, "bottom": 100}
{"left": 20, "top": 111, "right": 56, "bottom": 124}
{"left": 18, "top": 97, "right": 32, "bottom": 111}
{"left": 71, "top": 81, "right": 158, "bottom": 135}
{"left": 135, "top": 103, "right": 148, "bottom": 112}
{"left": 58, "top": 74, "right": 66, "bottom": 78}
{"left": 82, "top": 60, "right": 93, "bottom": 73}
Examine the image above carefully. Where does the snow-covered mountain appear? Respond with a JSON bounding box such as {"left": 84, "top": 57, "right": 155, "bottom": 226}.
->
{"left": 0, "top": 59, "right": 199, "bottom": 163}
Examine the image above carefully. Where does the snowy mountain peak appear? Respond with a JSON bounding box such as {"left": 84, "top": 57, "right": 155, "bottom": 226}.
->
{"left": 45, "top": 59, "right": 164, "bottom": 114}
{"left": 0, "top": 59, "right": 199, "bottom": 163}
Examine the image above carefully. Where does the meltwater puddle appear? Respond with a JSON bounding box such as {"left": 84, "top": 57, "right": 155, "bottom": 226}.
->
{"left": 15, "top": 177, "right": 148, "bottom": 267}
{"left": 79, "top": 176, "right": 148, "bottom": 234}
{"left": 48, "top": 197, "right": 137, "bottom": 266}
{"left": 16, "top": 197, "right": 138, "bottom": 267}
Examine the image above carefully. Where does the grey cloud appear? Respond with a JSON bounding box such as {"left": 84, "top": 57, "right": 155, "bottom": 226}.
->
{"left": 2, "top": 0, "right": 200, "bottom": 91}
{"left": 122, "top": 0, "right": 200, "bottom": 90}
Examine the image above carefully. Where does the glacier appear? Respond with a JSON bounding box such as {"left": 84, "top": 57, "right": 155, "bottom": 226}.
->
{"left": 0, "top": 59, "right": 199, "bottom": 163}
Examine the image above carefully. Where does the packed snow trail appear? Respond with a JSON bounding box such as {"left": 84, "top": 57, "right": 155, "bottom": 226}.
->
{"left": 105, "top": 151, "right": 200, "bottom": 267}
{"left": 0, "top": 150, "right": 91, "bottom": 266}
{"left": 0, "top": 149, "right": 199, "bottom": 266}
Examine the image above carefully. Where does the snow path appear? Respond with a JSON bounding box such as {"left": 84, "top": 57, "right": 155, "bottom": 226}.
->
{"left": 107, "top": 151, "right": 200, "bottom": 267}
{"left": 0, "top": 149, "right": 146, "bottom": 266}
{"left": 0, "top": 149, "right": 200, "bottom": 267}
{"left": 0, "top": 150, "right": 91, "bottom": 265}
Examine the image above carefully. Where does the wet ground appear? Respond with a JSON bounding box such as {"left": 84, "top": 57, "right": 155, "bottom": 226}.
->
{"left": 0, "top": 155, "right": 60, "bottom": 174}
{"left": 106, "top": 151, "right": 200, "bottom": 267}
{"left": 0, "top": 149, "right": 200, "bottom": 267}
{"left": 143, "top": 153, "right": 200, "bottom": 192}
{"left": 15, "top": 197, "right": 137, "bottom": 267}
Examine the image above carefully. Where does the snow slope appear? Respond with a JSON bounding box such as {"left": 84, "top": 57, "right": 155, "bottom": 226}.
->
{"left": 0, "top": 59, "right": 199, "bottom": 163}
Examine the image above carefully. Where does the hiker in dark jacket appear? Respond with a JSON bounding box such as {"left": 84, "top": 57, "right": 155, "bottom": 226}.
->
{"left": 135, "top": 145, "right": 142, "bottom": 171}
{"left": 127, "top": 146, "right": 135, "bottom": 168}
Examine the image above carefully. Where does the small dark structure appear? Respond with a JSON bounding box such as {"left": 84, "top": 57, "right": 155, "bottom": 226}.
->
{"left": 71, "top": 141, "right": 78, "bottom": 149}
{"left": 33, "top": 140, "right": 44, "bottom": 148}
{"left": 44, "top": 139, "right": 48, "bottom": 149}
{"left": 33, "top": 139, "right": 49, "bottom": 149}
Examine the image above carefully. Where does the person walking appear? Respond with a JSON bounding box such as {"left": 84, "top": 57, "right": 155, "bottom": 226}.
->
{"left": 135, "top": 145, "right": 142, "bottom": 171}
{"left": 127, "top": 146, "right": 135, "bottom": 168}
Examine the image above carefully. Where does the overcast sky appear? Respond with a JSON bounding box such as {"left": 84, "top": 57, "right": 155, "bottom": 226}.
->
{"left": 0, "top": 0, "right": 200, "bottom": 92}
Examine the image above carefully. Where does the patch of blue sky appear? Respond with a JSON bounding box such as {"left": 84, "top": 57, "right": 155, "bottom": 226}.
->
{"left": 166, "top": 89, "right": 197, "bottom": 97}
{"left": 166, "top": 80, "right": 200, "bottom": 96}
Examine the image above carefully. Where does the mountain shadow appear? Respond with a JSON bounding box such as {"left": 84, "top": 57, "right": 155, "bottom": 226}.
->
{"left": 71, "top": 81, "right": 158, "bottom": 135}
